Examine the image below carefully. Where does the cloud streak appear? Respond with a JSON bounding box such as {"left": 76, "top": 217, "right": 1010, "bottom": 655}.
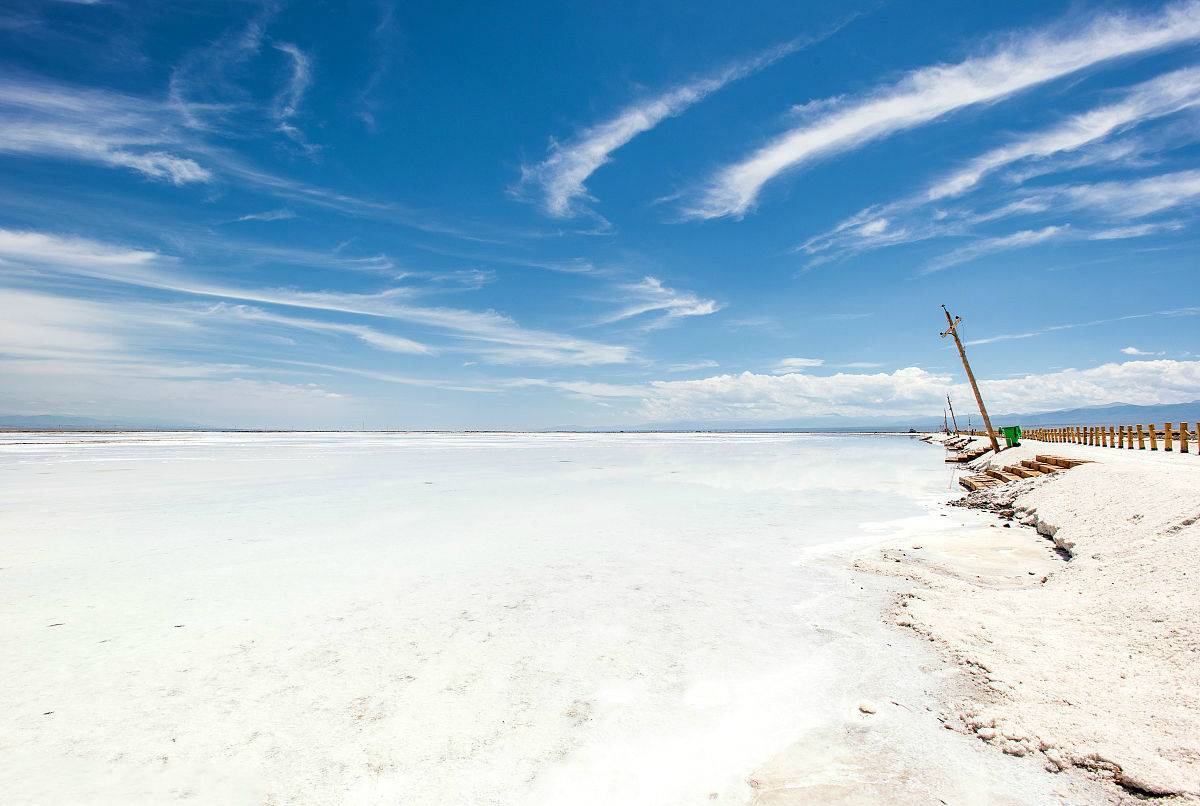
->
{"left": 520, "top": 37, "right": 815, "bottom": 218}
{"left": 965, "top": 306, "right": 1200, "bottom": 346}
{"left": 0, "top": 77, "right": 212, "bottom": 184}
{"left": 689, "top": 1, "right": 1200, "bottom": 219}
{"left": 0, "top": 228, "right": 633, "bottom": 367}
{"left": 598, "top": 276, "right": 720, "bottom": 327}
{"left": 272, "top": 42, "right": 315, "bottom": 149}
{"left": 927, "top": 65, "right": 1200, "bottom": 200}
{"left": 922, "top": 225, "right": 1067, "bottom": 272}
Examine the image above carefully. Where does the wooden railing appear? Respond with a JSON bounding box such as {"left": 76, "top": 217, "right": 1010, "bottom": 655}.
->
{"left": 998, "top": 423, "right": 1198, "bottom": 454}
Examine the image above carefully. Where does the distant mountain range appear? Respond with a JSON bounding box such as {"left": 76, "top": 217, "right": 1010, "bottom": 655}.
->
{"left": 630, "top": 400, "right": 1200, "bottom": 432}
{"left": 3, "top": 401, "right": 1198, "bottom": 432}
{"left": 0, "top": 414, "right": 209, "bottom": 431}
{"left": 995, "top": 401, "right": 1200, "bottom": 428}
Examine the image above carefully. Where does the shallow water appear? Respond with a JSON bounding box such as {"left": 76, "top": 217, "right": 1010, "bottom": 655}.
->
{"left": 0, "top": 433, "right": 1052, "bottom": 804}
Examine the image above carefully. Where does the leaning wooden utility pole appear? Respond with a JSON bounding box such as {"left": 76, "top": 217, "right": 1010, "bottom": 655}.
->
{"left": 946, "top": 394, "right": 959, "bottom": 434}
{"left": 940, "top": 305, "right": 1000, "bottom": 454}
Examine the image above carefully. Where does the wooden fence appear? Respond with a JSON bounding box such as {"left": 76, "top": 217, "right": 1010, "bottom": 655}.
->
{"left": 962, "top": 424, "right": 1198, "bottom": 454}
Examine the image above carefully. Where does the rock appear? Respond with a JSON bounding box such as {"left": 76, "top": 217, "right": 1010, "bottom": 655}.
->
{"left": 1112, "top": 755, "right": 1193, "bottom": 796}
{"left": 1021, "top": 515, "right": 1038, "bottom": 527}
{"left": 858, "top": 701, "right": 877, "bottom": 714}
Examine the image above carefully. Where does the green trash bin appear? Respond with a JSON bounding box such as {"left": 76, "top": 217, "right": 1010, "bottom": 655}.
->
{"left": 1001, "top": 425, "right": 1022, "bottom": 447}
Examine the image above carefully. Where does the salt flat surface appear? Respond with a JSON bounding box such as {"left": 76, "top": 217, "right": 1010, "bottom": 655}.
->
{"left": 0, "top": 432, "right": 1060, "bottom": 804}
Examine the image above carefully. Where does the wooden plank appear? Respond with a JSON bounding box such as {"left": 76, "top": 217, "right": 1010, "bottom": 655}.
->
{"left": 1006, "top": 465, "right": 1041, "bottom": 478}
{"left": 1034, "top": 455, "right": 1075, "bottom": 467}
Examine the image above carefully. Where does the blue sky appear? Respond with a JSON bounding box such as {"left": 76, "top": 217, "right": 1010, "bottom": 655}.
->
{"left": 0, "top": 0, "right": 1197, "bottom": 428}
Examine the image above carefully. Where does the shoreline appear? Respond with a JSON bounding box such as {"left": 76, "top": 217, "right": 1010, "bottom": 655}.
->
{"left": 855, "top": 435, "right": 1199, "bottom": 803}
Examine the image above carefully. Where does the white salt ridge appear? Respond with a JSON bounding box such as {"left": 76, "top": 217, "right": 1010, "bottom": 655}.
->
{"left": 1, "top": 432, "right": 1061, "bottom": 804}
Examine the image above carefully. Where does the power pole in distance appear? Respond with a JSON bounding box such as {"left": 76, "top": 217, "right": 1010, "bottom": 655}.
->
{"left": 940, "top": 305, "right": 1000, "bottom": 454}
{"left": 946, "top": 395, "right": 959, "bottom": 435}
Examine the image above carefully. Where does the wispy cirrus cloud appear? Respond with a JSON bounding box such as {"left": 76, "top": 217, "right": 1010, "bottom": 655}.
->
{"left": 0, "top": 76, "right": 212, "bottom": 184}
{"left": 927, "top": 65, "right": 1200, "bottom": 200}
{"left": 236, "top": 208, "right": 297, "bottom": 222}
{"left": 518, "top": 35, "right": 822, "bottom": 218}
{"left": 922, "top": 225, "right": 1068, "bottom": 272}
{"left": 920, "top": 211, "right": 1191, "bottom": 272}
{"left": 804, "top": 166, "right": 1199, "bottom": 270}
{"left": 965, "top": 306, "right": 1200, "bottom": 346}
{"left": 598, "top": 276, "right": 720, "bottom": 327}
{"left": 356, "top": 1, "right": 399, "bottom": 130}
{"left": 688, "top": 1, "right": 1200, "bottom": 219}
{"left": 773, "top": 357, "right": 824, "bottom": 373}
{"left": 0, "top": 286, "right": 432, "bottom": 362}
{"left": 665, "top": 359, "right": 719, "bottom": 373}
{"left": 1049, "top": 168, "right": 1200, "bottom": 216}
{"left": 0, "top": 228, "right": 633, "bottom": 367}
{"left": 212, "top": 304, "right": 433, "bottom": 355}
{"left": 272, "top": 42, "right": 315, "bottom": 150}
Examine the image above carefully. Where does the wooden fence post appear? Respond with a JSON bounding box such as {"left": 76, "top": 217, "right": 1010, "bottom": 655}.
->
{"left": 1182, "top": 422, "right": 1190, "bottom": 455}
{"left": 1149, "top": 423, "right": 1158, "bottom": 451}
{"left": 1165, "top": 422, "right": 1174, "bottom": 452}
{"left": 1118, "top": 425, "right": 1125, "bottom": 449}
{"left": 1136, "top": 424, "right": 1145, "bottom": 449}
{"left": 1108, "top": 425, "right": 1115, "bottom": 447}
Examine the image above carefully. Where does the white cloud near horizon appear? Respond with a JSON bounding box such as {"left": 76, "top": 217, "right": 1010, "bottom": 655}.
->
{"left": 529, "top": 360, "right": 1200, "bottom": 422}
{"left": 520, "top": 38, "right": 809, "bottom": 218}
{"left": 689, "top": 1, "right": 1200, "bottom": 219}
